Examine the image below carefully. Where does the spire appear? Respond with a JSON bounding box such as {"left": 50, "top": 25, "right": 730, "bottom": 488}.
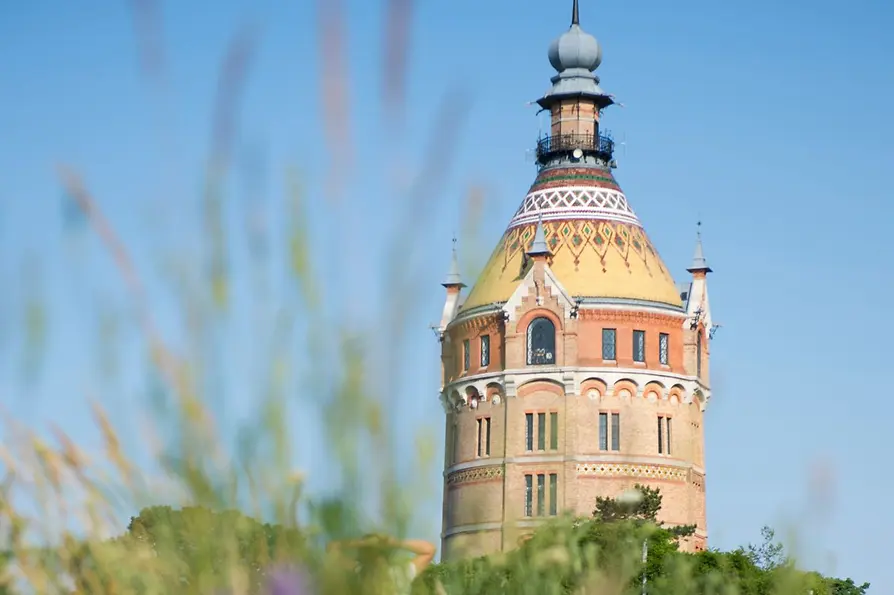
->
{"left": 527, "top": 214, "right": 551, "bottom": 257}
{"left": 442, "top": 237, "right": 465, "bottom": 287}
{"left": 687, "top": 221, "right": 712, "bottom": 273}
{"left": 572, "top": 0, "right": 580, "bottom": 25}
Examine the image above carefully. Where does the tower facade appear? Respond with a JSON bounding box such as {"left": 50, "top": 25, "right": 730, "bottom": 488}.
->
{"left": 437, "top": 1, "right": 716, "bottom": 560}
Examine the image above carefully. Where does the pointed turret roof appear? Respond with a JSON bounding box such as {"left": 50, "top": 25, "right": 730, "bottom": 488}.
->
{"left": 527, "top": 214, "right": 551, "bottom": 257}
{"left": 687, "top": 222, "right": 713, "bottom": 273}
{"left": 442, "top": 238, "right": 465, "bottom": 287}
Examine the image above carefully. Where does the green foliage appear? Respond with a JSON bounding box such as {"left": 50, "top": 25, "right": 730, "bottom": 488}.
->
{"left": 826, "top": 577, "right": 871, "bottom": 595}
{"left": 419, "top": 487, "right": 870, "bottom": 595}
{"left": 593, "top": 484, "right": 696, "bottom": 539}
{"left": 66, "top": 506, "right": 307, "bottom": 594}
{"left": 746, "top": 526, "right": 786, "bottom": 571}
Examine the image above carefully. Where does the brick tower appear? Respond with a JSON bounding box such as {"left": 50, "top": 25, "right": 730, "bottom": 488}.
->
{"left": 436, "top": 0, "right": 717, "bottom": 560}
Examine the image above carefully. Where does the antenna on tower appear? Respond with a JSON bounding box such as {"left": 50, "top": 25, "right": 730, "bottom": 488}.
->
{"left": 617, "top": 132, "right": 628, "bottom": 158}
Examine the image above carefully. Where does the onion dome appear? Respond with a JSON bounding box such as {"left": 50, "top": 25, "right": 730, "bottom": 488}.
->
{"left": 548, "top": 1, "right": 602, "bottom": 73}
{"left": 537, "top": 0, "right": 613, "bottom": 109}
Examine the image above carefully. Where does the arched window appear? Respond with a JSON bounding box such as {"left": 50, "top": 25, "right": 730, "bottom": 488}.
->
{"left": 527, "top": 317, "right": 556, "bottom": 365}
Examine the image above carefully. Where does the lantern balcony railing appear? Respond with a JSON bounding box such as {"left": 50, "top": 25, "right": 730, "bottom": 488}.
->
{"left": 535, "top": 132, "right": 615, "bottom": 164}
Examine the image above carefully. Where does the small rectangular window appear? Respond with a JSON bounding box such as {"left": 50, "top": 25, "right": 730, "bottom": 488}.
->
{"left": 480, "top": 335, "right": 490, "bottom": 367}
{"left": 549, "top": 412, "right": 559, "bottom": 450}
{"left": 602, "top": 329, "right": 616, "bottom": 360}
{"left": 462, "top": 339, "right": 470, "bottom": 371}
{"left": 633, "top": 330, "right": 646, "bottom": 363}
{"left": 525, "top": 413, "right": 534, "bottom": 451}
{"left": 697, "top": 332, "right": 703, "bottom": 377}
{"left": 524, "top": 474, "right": 533, "bottom": 517}
{"left": 476, "top": 418, "right": 483, "bottom": 457}
{"left": 659, "top": 333, "right": 669, "bottom": 365}
{"left": 549, "top": 473, "right": 558, "bottom": 516}
{"left": 446, "top": 421, "right": 455, "bottom": 466}
{"left": 485, "top": 417, "right": 492, "bottom": 456}
{"left": 666, "top": 417, "right": 672, "bottom": 455}
{"left": 476, "top": 417, "right": 491, "bottom": 458}
{"left": 537, "top": 413, "right": 546, "bottom": 451}
{"left": 657, "top": 416, "right": 664, "bottom": 454}
{"left": 599, "top": 412, "right": 608, "bottom": 450}
{"left": 611, "top": 413, "right": 620, "bottom": 451}
{"left": 537, "top": 474, "right": 545, "bottom": 516}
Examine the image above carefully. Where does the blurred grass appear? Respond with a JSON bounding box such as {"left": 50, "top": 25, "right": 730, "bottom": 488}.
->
{"left": 0, "top": 1, "right": 858, "bottom": 594}
{"left": 2, "top": 0, "right": 464, "bottom": 592}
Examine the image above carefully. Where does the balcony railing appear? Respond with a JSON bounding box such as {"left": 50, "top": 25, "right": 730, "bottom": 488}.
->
{"left": 535, "top": 133, "right": 615, "bottom": 164}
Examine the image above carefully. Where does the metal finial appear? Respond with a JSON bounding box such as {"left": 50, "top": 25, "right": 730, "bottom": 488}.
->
{"left": 572, "top": 0, "right": 580, "bottom": 25}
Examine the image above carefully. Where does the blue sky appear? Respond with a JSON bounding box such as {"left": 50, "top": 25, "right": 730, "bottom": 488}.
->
{"left": 2, "top": 0, "right": 893, "bottom": 589}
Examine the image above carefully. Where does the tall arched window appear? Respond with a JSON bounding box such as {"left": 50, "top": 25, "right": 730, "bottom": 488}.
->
{"left": 527, "top": 317, "right": 556, "bottom": 365}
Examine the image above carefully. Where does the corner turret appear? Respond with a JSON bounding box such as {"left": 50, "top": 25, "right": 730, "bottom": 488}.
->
{"left": 683, "top": 222, "right": 717, "bottom": 387}
{"left": 439, "top": 239, "right": 466, "bottom": 332}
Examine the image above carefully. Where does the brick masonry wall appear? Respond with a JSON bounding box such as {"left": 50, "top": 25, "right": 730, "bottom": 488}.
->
{"left": 441, "top": 301, "right": 710, "bottom": 559}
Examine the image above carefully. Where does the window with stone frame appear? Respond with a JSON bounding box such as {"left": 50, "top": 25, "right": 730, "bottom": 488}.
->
{"left": 462, "top": 339, "right": 470, "bottom": 371}
{"left": 527, "top": 317, "right": 556, "bottom": 365}
{"left": 657, "top": 415, "right": 672, "bottom": 455}
{"left": 526, "top": 410, "right": 559, "bottom": 452}
{"left": 599, "top": 412, "right": 621, "bottom": 451}
{"left": 525, "top": 413, "right": 534, "bottom": 451}
{"left": 550, "top": 412, "right": 559, "bottom": 450}
{"left": 524, "top": 474, "right": 533, "bottom": 517}
{"left": 659, "top": 332, "right": 669, "bottom": 365}
{"left": 480, "top": 334, "right": 490, "bottom": 367}
{"left": 549, "top": 473, "right": 558, "bottom": 515}
{"left": 476, "top": 417, "right": 491, "bottom": 457}
{"left": 632, "top": 330, "right": 646, "bottom": 362}
{"left": 525, "top": 472, "right": 559, "bottom": 517}
{"left": 602, "top": 328, "right": 616, "bottom": 360}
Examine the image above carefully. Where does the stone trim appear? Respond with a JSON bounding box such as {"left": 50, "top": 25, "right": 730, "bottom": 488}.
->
{"left": 442, "top": 522, "right": 502, "bottom": 538}
{"left": 445, "top": 465, "right": 504, "bottom": 487}
{"left": 444, "top": 454, "right": 693, "bottom": 476}
{"left": 444, "top": 458, "right": 507, "bottom": 475}
{"left": 576, "top": 462, "right": 688, "bottom": 482}
{"left": 443, "top": 368, "right": 710, "bottom": 412}
{"left": 450, "top": 298, "right": 685, "bottom": 328}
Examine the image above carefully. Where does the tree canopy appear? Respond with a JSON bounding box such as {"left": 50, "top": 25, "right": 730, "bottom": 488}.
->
{"left": 416, "top": 485, "right": 870, "bottom": 595}
{"left": 54, "top": 496, "right": 870, "bottom": 595}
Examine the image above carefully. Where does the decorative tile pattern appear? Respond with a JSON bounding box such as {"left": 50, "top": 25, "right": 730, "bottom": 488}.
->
{"left": 447, "top": 465, "right": 504, "bottom": 486}
{"left": 508, "top": 186, "right": 640, "bottom": 229}
{"left": 502, "top": 220, "right": 660, "bottom": 274}
{"left": 576, "top": 463, "right": 687, "bottom": 482}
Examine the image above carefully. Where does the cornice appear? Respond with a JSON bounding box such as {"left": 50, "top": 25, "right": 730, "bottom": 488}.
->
{"left": 449, "top": 313, "right": 502, "bottom": 335}
{"left": 576, "top": 308, "right": 684, "bottom": 324}
{"left": 449, "top": 298, "right": 685, "bottom": 329}
{"left": 443, "top": 453, "right": 695, "bottom": 477}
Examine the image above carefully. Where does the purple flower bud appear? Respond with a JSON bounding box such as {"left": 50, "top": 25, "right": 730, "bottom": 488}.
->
{"left": 266, "top": 564, "right": 313, "bottom": 595}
